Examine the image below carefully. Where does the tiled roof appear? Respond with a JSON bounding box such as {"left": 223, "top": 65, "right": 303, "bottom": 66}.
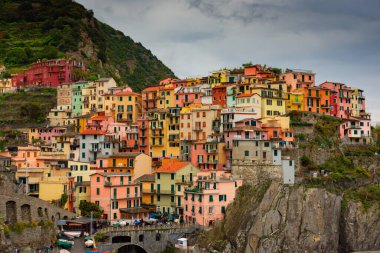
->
{"left": 143, "top": 86, "right": 160, "bottom": 92}
{"left": 115, "top": 91, "right": 139, "bottom": 96}
{"left": 136, "top": 174, "right": 155, "bottom": 182}
{"left": 155, "top": 162, "right": 190, "bottom": 173}
{"left": 80, "top": 130, "right": 106, "bottom": 135}
{"left": 236, "top": 93, "right": 259, "bottom": 98}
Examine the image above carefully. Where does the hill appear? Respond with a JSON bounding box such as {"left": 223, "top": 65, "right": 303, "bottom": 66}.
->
{"left": 0, "top": 0, "right": 175, "bottom": 91}
{"left": 0, "top": 88, "right": 56, "bottom": 129}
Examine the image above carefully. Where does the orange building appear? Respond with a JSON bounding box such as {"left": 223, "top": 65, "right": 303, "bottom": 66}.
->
{"left": 295, "top": 86, "right": 331, "bottom": 114}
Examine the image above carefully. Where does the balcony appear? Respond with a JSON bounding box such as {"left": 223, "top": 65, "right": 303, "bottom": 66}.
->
{"left": 321, "top": 104, "right": 330, "bottom": 108}
{"left": 70, "top": 143, "right": 79, "bottom": 150}
{"left": 193, "top": 126, "right": 202, "bottom": 131}
{"left": 156, "top": 189, "right": 175, "bottom": 195}
{"left": 89, "top": 146, "right": 101, "bottom": 152}
{"left": 142, "top": 189, "right": 156, "bottom": 194}
{"left": 233, "top": 135, "right": 261, "bottom": 141}
{"left": 206, "top": 148, "right": 218, "bottom": 153}
{"left": 151, "top": 143, "right": 164, "bottom": 147}
{"left": 206, "top": 160, "right": 218, "bottom": 164}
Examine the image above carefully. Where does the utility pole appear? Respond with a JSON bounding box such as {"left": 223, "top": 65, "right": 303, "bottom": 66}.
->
{"left": 90, "top": 211, "right": 93, "bottom": 235}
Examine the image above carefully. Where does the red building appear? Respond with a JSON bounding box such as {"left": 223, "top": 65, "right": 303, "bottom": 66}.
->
{"left": 12, "top": 59, "right": 86, "bottom": 88}
{"left": 212, "top": 85, "right": 228, "bottom": 108}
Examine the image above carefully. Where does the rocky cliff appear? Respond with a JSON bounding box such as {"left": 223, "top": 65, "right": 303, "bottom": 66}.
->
{"left": 198, "top": 181, "right": 380, "bottom": 253}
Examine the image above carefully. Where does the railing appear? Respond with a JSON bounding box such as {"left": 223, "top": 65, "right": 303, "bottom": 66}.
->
{"left": 96, "top": 223, "right": 193, "bottom": 234}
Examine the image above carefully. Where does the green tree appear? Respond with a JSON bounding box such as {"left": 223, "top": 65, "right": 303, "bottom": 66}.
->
{"left": 79, "top": 201, "right": 102, "bottom": 218}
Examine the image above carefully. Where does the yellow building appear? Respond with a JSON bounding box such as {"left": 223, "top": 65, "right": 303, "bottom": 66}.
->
{"left": 68, "top": 161, "right": 93, "bottom": 212}
{"left": 115, "top": 90, "right": 142, "bottom": 124}
{"left": 82, "top": 84, "right": 97, "bottom": 115}
{"left": 155, "top": 161, "right": 199, "bottom": 214}
{"left": 252, "top": 88, "right": 286, "bottom": 117}
{"left": 28, "top": 128, "right": 40, "bottom": 144}
{"left": 150, "top": 86, "right": 181, "bottom": 158}
{"left": 102, "top": 87, "right": 124, "bottom": 117}
{"left": 286, "top": 92, "right": 304, "bottom": 112}
{"left": 351, "top": 88, "right": 365, "bottom": 117}
{"left": 39, "top": 168, "right": 71, "bottom": 209}
{"left": 100, "top": 153, "right": 152, "bottom": 180}
{"left": 136, "top": 174, "right": 156, "bottom": 211}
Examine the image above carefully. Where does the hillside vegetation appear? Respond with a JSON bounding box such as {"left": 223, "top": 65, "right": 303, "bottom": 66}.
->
{"left": 0, "top": 0, "right": 174, "bottom": 90}
{"left": 0, "top": 88, "right": 56, "bottom": 128}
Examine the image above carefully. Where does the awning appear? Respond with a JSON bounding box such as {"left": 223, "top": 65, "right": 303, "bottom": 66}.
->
{"left": 119, "top": 207, "right": 148, "bottom": 214}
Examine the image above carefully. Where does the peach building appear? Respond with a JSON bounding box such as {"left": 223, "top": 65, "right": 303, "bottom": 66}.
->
{"left": 90, "top": 172, "right": 146, "bottom": 221}
{"left": 183, "top": 170, "right": 242, "bottom": 226}
{"left": 280, "top": 69, "right": 315, "bottom": 91}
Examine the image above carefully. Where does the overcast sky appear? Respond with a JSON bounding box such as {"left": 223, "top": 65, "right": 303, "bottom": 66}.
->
{"left": 76, "top": 0, "right": 380, "bottom": 122}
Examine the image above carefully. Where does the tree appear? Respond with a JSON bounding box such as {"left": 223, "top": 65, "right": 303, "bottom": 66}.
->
{"left": 242, "top": 61, "right": 253, "bottom": 67}
{"left": 79, "top": 201, "right": 102, "bottom": 218}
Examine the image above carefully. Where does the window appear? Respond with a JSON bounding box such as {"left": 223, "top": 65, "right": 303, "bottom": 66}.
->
{"left": 96, "top": 177, "right": 100, "bottom": 182}
{"left": 171, "top": 173, "right": 175, "bottom": 180}
{"left": 96, "top": 188, "right": 100, "bottom": 195}
{"left": 244, "top": 150, "right": 249, "bottom": 156}
{"left": 209, "top": 195, "right": 213, "bottom": 202}
{"left": 157, "top": 173, "right": 160, "bottom": 179}
{"left": 266, "top": 100, "right": 272, "bottom": 105}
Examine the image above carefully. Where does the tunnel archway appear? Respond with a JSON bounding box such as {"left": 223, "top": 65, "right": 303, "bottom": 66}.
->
{"left": 117, "top": 244, "right": 147, "bottom": 253}
{"left": 112, "top": 235, "right": 131, "bottom": 243}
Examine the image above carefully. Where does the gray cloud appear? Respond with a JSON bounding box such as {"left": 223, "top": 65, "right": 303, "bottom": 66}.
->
{"left": 76, "top": 0, "right": 380, "bottom": 122}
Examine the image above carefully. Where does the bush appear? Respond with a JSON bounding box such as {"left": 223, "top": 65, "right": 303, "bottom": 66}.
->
{"left": 300, "top": 155, "right": 311, "bottom": 167}
{"left": 94, "top": 232, "right": 108, "bottom": 242}
{"left": 3, "top": 225, "right": 10, "bottom": 237}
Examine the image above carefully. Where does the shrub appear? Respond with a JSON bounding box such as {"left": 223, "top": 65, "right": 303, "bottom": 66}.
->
{"left": 300, "top": 155, "right": 311, "bottom": 167}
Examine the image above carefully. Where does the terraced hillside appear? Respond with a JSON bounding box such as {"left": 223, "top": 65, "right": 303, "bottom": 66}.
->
{"left": 0, "top": 88, "right": 56, "bottom": 129}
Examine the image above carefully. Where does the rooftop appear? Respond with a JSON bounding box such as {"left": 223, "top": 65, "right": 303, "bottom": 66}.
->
{"left": 155, "top": 162, "right": 190, "bottom": 173}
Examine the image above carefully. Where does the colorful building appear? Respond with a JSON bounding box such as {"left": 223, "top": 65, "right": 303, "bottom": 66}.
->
{"left": 155, "top": 161, "right": 199, "bottom": 214}
{"left": 183, "top": 170, "right": 243, "bottom": 226}
{"left": 90, "top": 172, "right": 146, "bottom": 221}
{"left": 12, "top": 59, "right": 86, "bottom": 88}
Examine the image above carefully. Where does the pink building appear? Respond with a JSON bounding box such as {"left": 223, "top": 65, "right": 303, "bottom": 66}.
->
{"left": 320, "top": 82, "right": 352, "bottom": 119}
{"left": 38, "top": 127, "right": 66, "bottom": 145}
{"left": 87, "top": 114, "right": 115, "bottom": 131}
{"left": 339, "top": 117, "right": 372, "bottom": 144}
{"left": 174, "top": 86, "right": 202, "bottom": 107}
{"left": 90, "top": 172, "right": 147, "bottom": 221}
{"left": 183, "top": 170, "right": 242, "bottom": 226}
{"left": 12, "top": 59, "right": 86, "bottom": 88}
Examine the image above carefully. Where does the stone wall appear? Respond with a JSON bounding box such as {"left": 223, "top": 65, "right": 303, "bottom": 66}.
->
{"left": 96, "top": 226, "right": 194, "bottom": 253}
{"left": 232, "top": 159, "right": 283, "bottom": 185}
{"left": 0, "top": 171, "right": 76, "bottom": 253}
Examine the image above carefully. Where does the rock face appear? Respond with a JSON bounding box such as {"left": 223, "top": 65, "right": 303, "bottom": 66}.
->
{"left": 341, "top": 201, "right": 380, "bottom": 252}
{"left": 245, "top": 183, "right": 341, "bottom": 253}
{"left": 215, "top": 182, "right": 380, "bottom": 253}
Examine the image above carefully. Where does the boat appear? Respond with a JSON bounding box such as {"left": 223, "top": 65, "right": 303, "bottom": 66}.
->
{"left": 63, "top": 231, "right": 81, "bottom": 237}
{"left": 85, "top": 239, "right": 94, "bottom": 248}
{"left": 56, "top": 240, "right": 73, "bottom": 249}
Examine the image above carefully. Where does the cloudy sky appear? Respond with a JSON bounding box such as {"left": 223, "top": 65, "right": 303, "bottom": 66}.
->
{"left": 76, "top": 0, "right": 380, "bottom": 122}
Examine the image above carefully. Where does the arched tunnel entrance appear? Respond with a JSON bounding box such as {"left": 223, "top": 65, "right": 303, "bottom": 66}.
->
{"left": 117, "top": 244, "right": 147, "bottom": 253}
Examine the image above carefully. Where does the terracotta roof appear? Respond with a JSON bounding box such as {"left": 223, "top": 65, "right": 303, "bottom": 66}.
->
{"left": 80, "top": 130, "right": 106, "bottom": 135}
{"left": 155, "top": 162, "right": 190, "bottom": 173}
{"left": 237, "top": 93, "right": 259, "bottom": 98}
{"left": 116, "top": 91, "right": 139, "bottom": 96}
{"left": 91, "top": 115, "right": 110, "bottom": 120}
{"left": 143, "top": 86, "right": 160, "bottom": 92}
